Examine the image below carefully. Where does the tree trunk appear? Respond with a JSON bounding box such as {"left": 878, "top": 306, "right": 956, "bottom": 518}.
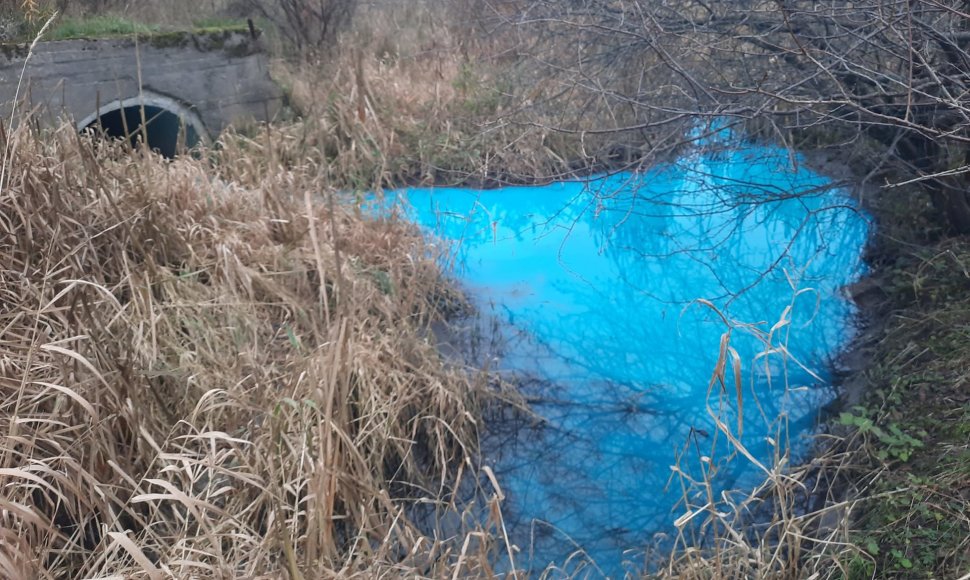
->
{"left": 929, "top": 179, "right": 970, "bottom": 235}
{"left": 890, "top": 132, "right": 970, "bottom": 235}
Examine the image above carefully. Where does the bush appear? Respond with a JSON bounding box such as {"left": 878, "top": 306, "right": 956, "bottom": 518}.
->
{"left": 231, "top": 0, "right": 356, "bottom": 56}
{"left": 0, "top": 121, "right": 490, "bottom": 578}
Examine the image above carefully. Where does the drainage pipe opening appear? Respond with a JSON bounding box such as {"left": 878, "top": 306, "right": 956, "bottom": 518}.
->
{"left": 76, "top": 93, "right": 208, "bottom": 159}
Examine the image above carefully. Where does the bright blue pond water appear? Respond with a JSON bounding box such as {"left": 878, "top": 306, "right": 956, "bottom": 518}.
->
{"left": 382, "top": 139, "right": 868, "bottom": 576}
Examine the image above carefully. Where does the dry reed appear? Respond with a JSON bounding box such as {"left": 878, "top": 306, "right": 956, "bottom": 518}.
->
{"left": 0, "top": 2, "right": 914, "bottom": 577}
{"left": 0, "top": 121, "right": 507, "bottom": 578}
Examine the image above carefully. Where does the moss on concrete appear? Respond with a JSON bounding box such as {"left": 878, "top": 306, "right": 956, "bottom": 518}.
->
{"left": 0, "top": 13, "right": 254, "bottom": 53}
{"left": 0, "top": 16, "right": 257, "bottom": 60}
{"left": 147, "top": 24, "right": 253, "bottom": 51}
{"left": 145, "top": 30, "right": 191, "bottom": 49}
{"left": 0, "top": 42, "right": 29, "bottom": 60}
{"left": 49, "top": 15, "right": 161, "bottom": 41}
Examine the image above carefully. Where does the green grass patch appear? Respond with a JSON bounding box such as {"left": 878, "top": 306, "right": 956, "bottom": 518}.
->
{"left": 49, "top": 15, "right": 161, "bottom": 40}
{"left": 840, "top": 205, "right": 970, "bottom": 577}
{"left": 191, "top": 17, "right": 251, "bottom": 34}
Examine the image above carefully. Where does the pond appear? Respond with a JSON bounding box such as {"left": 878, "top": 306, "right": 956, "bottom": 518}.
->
{"left": 382, "top": 136, "right": 868, "bottom": 576}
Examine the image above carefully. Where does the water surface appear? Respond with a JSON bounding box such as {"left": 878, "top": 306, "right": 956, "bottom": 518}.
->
{"left": 384, "top": 140, "right": 867, "bottom": 576}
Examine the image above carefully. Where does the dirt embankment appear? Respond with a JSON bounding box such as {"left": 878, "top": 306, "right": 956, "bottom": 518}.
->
{"left": 805, "top": 140, "right": 970, "bottom": 578}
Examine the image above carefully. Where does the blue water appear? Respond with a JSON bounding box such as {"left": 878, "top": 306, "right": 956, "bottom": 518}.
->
{"left": 380, "top": 139, "right": 868, "bottom": 576}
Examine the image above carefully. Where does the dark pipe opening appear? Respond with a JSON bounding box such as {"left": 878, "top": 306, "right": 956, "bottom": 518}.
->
{"left": 82, "top": 105, "right": 200, "bottom": 159}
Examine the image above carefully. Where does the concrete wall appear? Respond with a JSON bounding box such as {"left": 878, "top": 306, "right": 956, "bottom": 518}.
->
{"left": 0, "top": 30, "right": 282, "bottom": 139}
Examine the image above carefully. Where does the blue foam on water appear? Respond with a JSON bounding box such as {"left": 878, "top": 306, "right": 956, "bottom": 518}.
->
{"left": 379, "top": 141, "right": 868, "bottom": 576}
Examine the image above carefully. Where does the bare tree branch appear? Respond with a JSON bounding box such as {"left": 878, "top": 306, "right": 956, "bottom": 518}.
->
{"left": 508, "top": 0, "right": 970, "bottom": 231}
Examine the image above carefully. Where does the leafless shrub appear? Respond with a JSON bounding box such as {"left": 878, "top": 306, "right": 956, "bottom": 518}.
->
{"left": 502, "top": 0, "right": 970, "bottom": 234}
{"left": 235, "top": 0, "right": 357, "bottom": 56}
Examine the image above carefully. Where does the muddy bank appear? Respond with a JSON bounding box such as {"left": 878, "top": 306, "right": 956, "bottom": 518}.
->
{"left": 793, "top": 138, "right": 970, "bottom": 577}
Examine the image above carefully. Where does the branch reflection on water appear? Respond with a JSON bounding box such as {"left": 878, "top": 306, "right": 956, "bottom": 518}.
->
{"left": 387, "top": 140, "right": 868, "bottom": 574}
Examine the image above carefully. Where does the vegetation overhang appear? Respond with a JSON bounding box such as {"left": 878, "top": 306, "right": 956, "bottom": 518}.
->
{"left": 0, "top": 15, "right": 257, "bottom": 53}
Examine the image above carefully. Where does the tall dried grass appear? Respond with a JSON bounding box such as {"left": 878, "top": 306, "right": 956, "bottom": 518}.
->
{"left": 253, "top": 0, "right": 584, "bottom": 191}
{"left": 0, "top": 121, "right": 508, "bottom": 578}
{"left": 653, "top": 300, "right": 873, "bottom": 579}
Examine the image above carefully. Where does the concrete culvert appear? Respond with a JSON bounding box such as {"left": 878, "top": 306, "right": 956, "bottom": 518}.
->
{"left": 76, "top": 93, "right": 208, "bottom": 159}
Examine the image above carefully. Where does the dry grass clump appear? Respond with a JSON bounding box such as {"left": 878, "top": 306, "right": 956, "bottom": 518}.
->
{"left": 251, "top": 0, "right": 587, "bottom": 190}
{"left": 654, "top": 188, "right": 970, "bottom": 579}
{"left": 0, "top": 123, "right": 503, "bottom": 578}
{"left": 660, "top": 442, "right": 869, "bottom": 579}
{"left": 644, "top": 307, "right": 867, "bottom": 580}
